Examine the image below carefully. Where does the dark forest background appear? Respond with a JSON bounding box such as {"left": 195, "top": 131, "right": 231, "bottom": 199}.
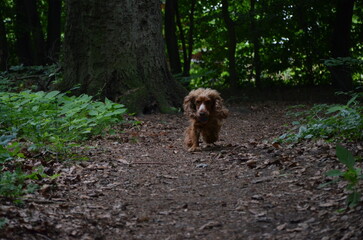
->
{"left": 0, "top": 0, "right": 362, "bottom": 95}
{"left": 1, "top": 1, "right": 363, "bottom": 225}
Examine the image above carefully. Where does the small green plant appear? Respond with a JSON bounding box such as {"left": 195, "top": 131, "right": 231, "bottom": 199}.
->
{"left": 278, "top": 92, "right": 363, "bottom": 142}
{"left": 0, "top": 64, "right": 62, "bottom": 92}
{"left": 0, "top": 168, "right": 47, "bottom": 203}
{"left": 319, "top": 145, "right": 363, "bottom": 208}
{"left": 0, "top": 217, "right": 8, "bottom": 229}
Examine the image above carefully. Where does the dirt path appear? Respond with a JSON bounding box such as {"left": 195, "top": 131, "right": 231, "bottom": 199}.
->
{"left": 1, "top": 103, "right": 363, "bottom": 240}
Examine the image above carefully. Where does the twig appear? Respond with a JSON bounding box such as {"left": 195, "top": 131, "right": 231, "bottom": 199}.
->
{"left": 131, "top": 162, "right": 171, "bottom": 165}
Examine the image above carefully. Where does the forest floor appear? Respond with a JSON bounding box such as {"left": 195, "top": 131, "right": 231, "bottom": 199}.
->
{"left": 1, "top": 102, "right": 363, "bottom": 240}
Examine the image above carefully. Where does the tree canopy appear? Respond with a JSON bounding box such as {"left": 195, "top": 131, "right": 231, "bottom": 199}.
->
{"left": 0, "top": 0, "right": 362, "bottom": 99}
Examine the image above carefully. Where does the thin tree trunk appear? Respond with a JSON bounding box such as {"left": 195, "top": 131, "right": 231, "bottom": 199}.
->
{"left": 14, "top": 0, "right": 33, "bottom": 65}
{"left": 0, "top": 7, "right": 9, "bottom": 70}
{"left": 221, "top": 0, "right": 239, "bottom": 89}
{"left": 295, "top": 2, "right": 314, "bottom": 86}
{"left": 14, "top": 0, "right": 46, "bottom": 65}
{"left": 28, "top": 0, "right": 46, "bottom": 65}
{"left": 47, "top": 0, "right": 62, "bottom": 62}
{"left": 185, "top": 0, "right": 195, "bottom": 76}
{"left": 331, "top": 0, "right": 355, "bottom": 91}
{"left": 175, "top": 1, "right": 188, "bottom": 76}
{"left": 165, "top": 0, "right": 182, "bottom": 74}
{"left": 61, "top": 0, "right": 186, "bottom": 113}
{"left": 250, "top": 0, "right": 261, "bottom": 88}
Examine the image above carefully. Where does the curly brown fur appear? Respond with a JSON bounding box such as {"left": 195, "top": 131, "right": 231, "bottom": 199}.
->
{"left": 183, "top": 88, "right": 228, "bottom": 152}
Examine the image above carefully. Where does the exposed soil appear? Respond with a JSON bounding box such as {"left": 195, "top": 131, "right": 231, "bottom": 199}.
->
{"left": 1, "top": 102, "right": 363, "bottom": 240}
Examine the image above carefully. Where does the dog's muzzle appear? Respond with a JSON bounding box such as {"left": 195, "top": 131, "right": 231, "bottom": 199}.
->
{"left": 198, "top": 112, "right": 209, "bottom": 123}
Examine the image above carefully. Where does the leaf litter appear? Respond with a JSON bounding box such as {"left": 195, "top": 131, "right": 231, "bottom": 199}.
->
{"left": 1, "top": 102, "right": 363, "bottom": 240}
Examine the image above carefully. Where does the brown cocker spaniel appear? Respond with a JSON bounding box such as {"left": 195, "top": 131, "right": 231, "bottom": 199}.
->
{"left": 183, "top": 88, "right": 229, "bottom": 152}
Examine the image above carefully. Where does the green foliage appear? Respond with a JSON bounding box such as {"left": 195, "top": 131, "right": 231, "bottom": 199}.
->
{"left": 0, "top": 64, "right": 62, "bottom": 92}
{"left": 0, "top": 90, "right": 126, "bottom": 153}
{"left": 0, "top": 217, "right": 8, "bottom": 229}
{"left": 2, "top": 0, "right": 363, "bottom": 88}
{"left": 0, "top": 141, "right": 24, "bottom": 163}
{"left": 324, "top": 57, "right": 363, "bottom": 68}
{"left": 0, "top": 168, "right": 43, "bottom": 203}
{"left": 319, "top": 145, "right": 363, "bottom": 208}
{"left": 278, "top": 92, "right": 363, "bottom": 142}
{"left": 0, "top": 90, "right": 127, "bottom": 202}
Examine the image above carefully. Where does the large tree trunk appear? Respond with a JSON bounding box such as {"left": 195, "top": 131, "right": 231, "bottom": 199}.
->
{"left": 221, "top": 0, "right": 239, "bottom": 90}
{"left": 331, "top": 0, "right": 355, "bottom": 91}
{"left": 61, "top": 0, "right": 186, "bottom": 114}
{"left": 0, "top": 6, "right": 9, "bottom": 70}
{"left": 46, "top": 0, "right": 62, "bottom": 62}
{"left": 165, "top": 0, "right": 182, "bottom": 74}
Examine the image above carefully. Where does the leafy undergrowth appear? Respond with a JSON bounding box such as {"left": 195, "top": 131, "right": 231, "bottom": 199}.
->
{"left": 0, "top": 65, "right": 61, "bottom": 92}
{"left": 0, "top": 90, "right": 127, "bottom": 203}
{"left": 278, "top": 91, "right": 363, "bottom": 209}
{"left": 278, "top": 91, "right": 363, "bottom": 143}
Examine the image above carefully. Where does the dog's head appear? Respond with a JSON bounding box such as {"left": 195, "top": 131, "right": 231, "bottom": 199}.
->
{"left": 183, "top": 88, "right": 223, "bottom": 123}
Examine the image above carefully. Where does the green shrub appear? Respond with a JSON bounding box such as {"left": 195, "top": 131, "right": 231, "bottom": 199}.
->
{"left": 0, "top": 64, "right": 62, "bottom": 92}
{"left": 278, "top": 92, "right": 363, "bottom": 142}
{"left": 0, "top": 90, "right": 127, "bottom": 202}
{"left": 0, "top": 90, "right": 127, "bottom": 153}
{"left": 0, "top": 169, "right": 42, "bottom": 202}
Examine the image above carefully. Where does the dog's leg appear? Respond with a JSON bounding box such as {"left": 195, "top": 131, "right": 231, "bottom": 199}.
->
{"left": 202, "top": 123, "right": 221, "bottom": 145}
{"left": 188, "top": 126, "right": 201, "bottom": 152}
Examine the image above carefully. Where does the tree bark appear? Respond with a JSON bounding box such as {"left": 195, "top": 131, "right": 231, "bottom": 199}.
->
{"left": 176, "top": 0, "right": 195, "bottom": 76}
{"left": 249, "top": 0, "right": 262, "bottom": 88}
{"left": 61, "top": 0, "right": 186, "bottom": 114}
{"left": 165, "top": 0, "right": 182, "bottom": 74}
{"left": 14, "top": 0, "right": 46, "bottom": 65}
{"left": 0, "top": 6, "right": 9, "bottom": 70}
{"left": 27, "top": 0, "right": 46, "bottom": 65}
{"left": 47, "top": 0, "right": 62, "bottom": 62}
{"left": 185, "top": 0, "right": 195, "bottom": 76}
{"left": 221, "top": 0, "right": 239, "bottom": 90}
{"left": 14, "top": 0, "right": 32, "bottom": 65}
{"left": 175, "top": 1, "right": 188, "bottom": 76}
{"left": 331, "top": 0, "right": 355, "bottom": 91}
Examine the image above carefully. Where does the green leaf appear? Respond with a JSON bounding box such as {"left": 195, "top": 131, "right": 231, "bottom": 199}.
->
{"left": 292, "top": 121, "right": 300, "bottom": 125}
{"left": 318, "top": 179, "right": 340, "bottom": 188}
{"left": 326, "top": 169, "right": 344, "bottom": 177}
{"left": 326, "top": 105, "right": 345, "bottom": 114}
{"left": 88, "top": 110, "right": 98, "bottom": 116}
{"left": 45, "top": 91, "right": 60, "bottom": 99}
{"left": 304, "top": 134, "right": 313, "bottom": 139}
{"left": 346, "top": 95, "right": 358, "bottom": 107}
{"left": 0, "top": 217, "right": 8, "bottom": 229}
{"left": 336, "top": 145, "right": 355, "bottom": 169}
{"left": 347, "top": 191, "right": 361, "bottom": 208}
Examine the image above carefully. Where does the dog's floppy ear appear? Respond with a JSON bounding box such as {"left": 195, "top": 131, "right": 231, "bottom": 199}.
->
{"left": 209, "top": 91, "right": 228, "bottom": 119}
{"left": 183, "top": 94, "right": 197, "bottom": 118}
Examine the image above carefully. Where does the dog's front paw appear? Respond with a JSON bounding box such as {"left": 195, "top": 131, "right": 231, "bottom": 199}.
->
{"left": 188, "top": 146, "right": 201, "bottom": 152}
